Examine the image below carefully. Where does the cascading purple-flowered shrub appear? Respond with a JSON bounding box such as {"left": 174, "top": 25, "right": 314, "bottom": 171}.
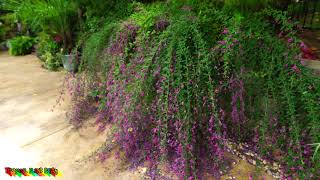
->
{"left": 83, "top": 17, "right": 232, "bottom": 179}
{"left": 66, "top": 4, "right": 320, "bottom": 179}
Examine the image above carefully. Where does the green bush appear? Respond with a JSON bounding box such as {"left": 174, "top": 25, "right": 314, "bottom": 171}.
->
{"left": 41, "top": 51, "right": 62, "bottom": 71}
{"left": 0, "top": 10, "right": 16, "bottom": 43}
{"left": 224, "top": 0, "right": 294, "bottom": 11}
{"left": 0, "top": 25, "right": 6, "bottom": 42}
{"left": 8, "top": 36, "right": 35, "bottom": 56}
{"left": 36, "top": 33, "right": 59, "bottom": 60}
{"left": 3, "top": 0, "right": 78, "bottom": 51}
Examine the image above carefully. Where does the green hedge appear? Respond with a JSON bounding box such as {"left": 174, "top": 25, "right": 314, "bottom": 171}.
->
{"left": 8, "top": 36, "right": 35, "bottom": 56}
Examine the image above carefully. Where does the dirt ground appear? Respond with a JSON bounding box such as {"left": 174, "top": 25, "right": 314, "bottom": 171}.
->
{"left": 0, "top": 52, "right": 274, "bottom": 180}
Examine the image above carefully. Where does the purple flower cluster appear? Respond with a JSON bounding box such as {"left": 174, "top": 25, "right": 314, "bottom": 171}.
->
{"left": 229, "top": 77, "right": 246, "bottom": 124}
{"left": 67, "top": 74, "right": 98, "bottom": 127}
{"left": 215, "top": 27, "right": 240, "bottom": 53}
{"left": 155, "top": 19, "right": 169, "bottom": 32}
{"left": 108, "top": 24, "right": 139, "bottom": 57}
{"left": 63, "top": 8, "right": 320, "bottom": 179}
{"left": 99, "top": 30, "right": 229, "bottom": 178}
{"left": 291, "top": 64, "right": 301, "bottom": 74}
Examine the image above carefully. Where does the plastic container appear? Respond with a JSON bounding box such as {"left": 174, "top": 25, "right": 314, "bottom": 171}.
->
{"left": 62, "top": 54, "right": 78, "bottom": 73}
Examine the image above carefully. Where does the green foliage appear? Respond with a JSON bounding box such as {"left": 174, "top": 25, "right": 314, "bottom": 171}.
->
{"left": 130, "top": 2, "right": 166, "bottom": 31}
{"left": 76, "top": 0, "right": 132, "bottom": 18}
{"left": 0, "top": 11, "right": 16, "bottom": 43}
{"left": 76, "top": 0, "right": 137, "bottom": 75}
{"left": 309, "top": 143, "right": 320, "bottom": 160}
{"left": 8, "top": 36, "right": 35, "bottom": 55}
{"left": 79, "top": 22, "right": 119, "bottom": 75}
{"left": 3, "top": 0, "right": 78, "bottom": 50}
{"left": 78, "top": 3, "right": 224, "bottom": 177}
{"left": 224, "top": 0, "right": 294, "bottom": 11}
{"left": 41, "top": 51, "right": 62, "bottom": 71}
{"left": 36, "top": 33, "right": 59, "bottom": 60}
{"left": 0, "top": 25, "right": 6, "bottom": 42}
{"left": 0, "top": 22, "right": 11, "bottom": 42}
{"left": 35, "top": 33, "right": 62, "bottom": 71}
{"left": 220, "top": 9, "right": 320, "bottom": 178}
{"left": 82, "top": 16, "right": 101, "bottom": 34}
{"left": 259, "top": 8, "right": 298, "bottom": 34}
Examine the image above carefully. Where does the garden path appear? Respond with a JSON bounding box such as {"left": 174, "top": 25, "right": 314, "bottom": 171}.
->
{"left": 300, "top": 30, "right": 320, "bottom": 72}
{"left": 0, "top": 52, "right": 274, "bottom": 180}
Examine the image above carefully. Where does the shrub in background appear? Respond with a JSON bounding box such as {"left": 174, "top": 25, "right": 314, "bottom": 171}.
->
{"left": 34, "top": 33, "right": 63, "bottom": 71}
{"left": 7, "top": 36, "right": 35, "bottom": 55}
{"left": 224, "top": 0, "right": 295, "bottom": 11}
{"left": 36, "top": 33, "right": 59, "bottom": 59}
{"left": 41, "top": 51, "right": 62, "bottom": 71}
{"left": 0, "top": 22, "right": 10, "bottom": 43}
{"left": 0, "top": 7, "right": 17, "bottom": 43}
{"left": 3, "top": 0, "right": 78, "bottom": 51}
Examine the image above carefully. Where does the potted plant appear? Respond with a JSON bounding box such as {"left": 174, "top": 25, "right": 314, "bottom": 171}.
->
{"left": 4, "top": 0, "right": 78, "bottom": 58}
{"left": 60, "top": 48, "right": 80, "bottom": 73}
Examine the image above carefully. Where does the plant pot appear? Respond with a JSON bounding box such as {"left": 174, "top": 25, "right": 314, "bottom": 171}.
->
{"left": 62, "top": 54, "right": 78, "bottom": 73}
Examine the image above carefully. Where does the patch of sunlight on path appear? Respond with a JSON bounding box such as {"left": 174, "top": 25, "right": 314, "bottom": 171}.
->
{"left": 0, "top": 137, "right": 41, "bottom": 179}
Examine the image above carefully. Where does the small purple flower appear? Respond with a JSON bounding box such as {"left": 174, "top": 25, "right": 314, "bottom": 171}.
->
{"left": 278, "top": 32, "right": 284, "bottom": 38}
{"left": 300, "top": 42, "right": 307, "bottom": 49}
{"left": 249, "top": 174, "right": 253, "bottom": 180}
{"left": 188, "top": 176, "right": 194, "bottom": 180}
{"left": 291, "top": 64, "right": 301, "bottom": 74}
{"left": 222, "top": 28, "right": 229, "bottom": 34}
{"left": 152, "top": 128, "right": 158, "bottom": 133}
{"left": 98, "top": 152, "right": 107, "bottom": 162}
{"left": 288, "top": 38, "right": 293, "bottom": 43}
{"left": 120, "top": 63, "right": 126, "bottom": 73}
{"left": 218, "top": 40, "right": 227, "bottom": 45}
{"left": 155, "top": 19, "right": 169, "bottom": 31}
{"left": 300, "top": 59, "right": 307, "bottom": 66}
